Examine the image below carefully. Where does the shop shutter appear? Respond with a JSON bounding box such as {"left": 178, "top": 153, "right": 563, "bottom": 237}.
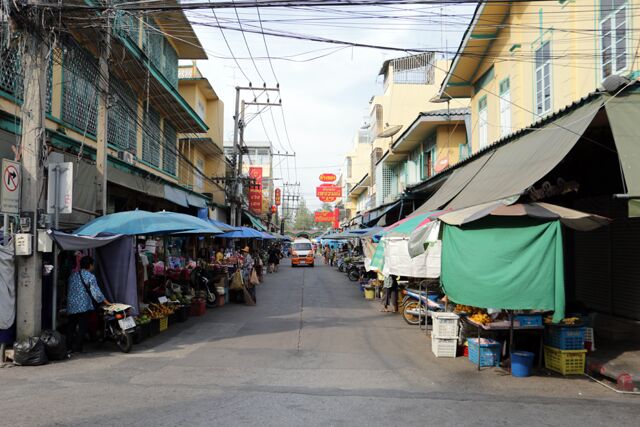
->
{"left": 610, "top": 203, "right": 640, "bottom": 320}
{"left": 573, "top": 226, "right": 612, "bottom": 314}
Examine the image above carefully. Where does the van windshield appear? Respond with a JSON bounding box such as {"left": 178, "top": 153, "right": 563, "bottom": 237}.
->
{"left": 293, "top": 243, "right": 312, "bottom": 251}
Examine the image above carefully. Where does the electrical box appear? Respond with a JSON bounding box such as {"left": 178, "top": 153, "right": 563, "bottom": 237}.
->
{"left": 15, "top": 233, "right": 33, "bottom": 256}
{"left": 37, "top": 229, "right": 52, "bottom": 253}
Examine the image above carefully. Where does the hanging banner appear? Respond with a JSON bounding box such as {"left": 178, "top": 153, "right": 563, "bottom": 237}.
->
{"left": 248, "top": 166, "right": 263, "bottom": 214}
{"left": 274, "top": 188, "right": 281, "bottom": 206}
{"left": 316, "top": 184, "right": 342, "bottom": 198}
{"left": 333, "top": 208, "right": 340, "bottom": 229}
{"left": 319, "top": 173, "right": 337, "bottom": 182}
{"left": 314, "top": 211, "right": 334, "bottom": 223}
{"left": 318, "top": 195, "right": 337, "bottom": 203}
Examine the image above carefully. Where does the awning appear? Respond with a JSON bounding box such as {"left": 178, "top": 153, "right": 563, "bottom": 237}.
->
{"left": 244, "top": 211, "right": 268, "bottom": 232}
{"left": 447, "top": 99, "right": 602, "bottom": 209}
{"left": 186, "top": 192, "right": 208, "bottom": 208}
{"left": 163, "top": 185, "right": 189, "bottom": 208}
{"left": 416, "top": 98, "right": 603, "bottom": 212}
{"left": 108, "top": 165, "right": 164, "bottom": 199}
{"left": 604, "top": 92, "right": 640, "bottom": 215}
{"left": 363, "top": 199, "right": 402, "bottom": 226}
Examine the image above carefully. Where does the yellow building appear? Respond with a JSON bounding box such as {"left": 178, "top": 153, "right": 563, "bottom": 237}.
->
{"left": 177, "top": 64, "right": 227, "bottom": 219}
{"left": 439, "top": 0, "right": 639, "bottom": 152}
{"left": 0, "top": 8, "right": 217, "bottom": 227}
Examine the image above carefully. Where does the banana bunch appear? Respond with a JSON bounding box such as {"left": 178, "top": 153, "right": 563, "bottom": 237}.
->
{"left": 469, "top": 313, "right": 492, "bottom": 325}
{"left": 454, "top": 304, "right": 475, "bottom": 313}
{"left": 145, "top": 303, "right": 176, "bottom": 319}
{"left": 544, "top": 315, "right": 580, "bottom": 325}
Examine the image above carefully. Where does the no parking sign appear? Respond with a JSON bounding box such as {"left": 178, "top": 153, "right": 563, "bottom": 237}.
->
{"left": 1, "top": 159, "right": 20, "bottom": 214}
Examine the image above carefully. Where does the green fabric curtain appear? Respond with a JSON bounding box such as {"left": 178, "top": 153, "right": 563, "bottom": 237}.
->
{"left": 369, "top": 238, "right": 386, "bottom": 272}
{"left": 441, "top": 217, "right": 565, "bottom": 322}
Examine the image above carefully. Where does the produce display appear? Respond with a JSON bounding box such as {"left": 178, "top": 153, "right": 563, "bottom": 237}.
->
{"left": 544, "top": 315, "right": 581, "bottom": 325}
{"left": 454, "top": 305, "right": 492, "bottom": 325}
{"left": 145, "top": 303, "right": 177, "bottom": 319}
{"left": 136, "top": 315, "right": 151, "bottom": 325}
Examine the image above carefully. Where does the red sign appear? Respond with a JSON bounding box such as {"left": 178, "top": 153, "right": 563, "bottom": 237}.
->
{"left": 316, "top": 184, "right": 342, "bottom": 198}
{"left": 274, "top": 188, "right": 281, "bottom": 206}
{"left": 315, "top": 211, "right": 334, "bottom": 223}
{"left": 270, "top": 205, "right": 277, "bottom": 214}
{"left": 249, "top": 167, "right": 263, "bottom": 214}
{"left": 318, "top": 195, "right": 337, "bottom": 203}
{"left": 333, "top": 208, "right": 340, "bottom": 229}
{"left": 319, "top": 173, "right": 337, "bottom": 182}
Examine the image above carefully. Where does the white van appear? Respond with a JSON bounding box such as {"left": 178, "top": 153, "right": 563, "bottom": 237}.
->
{"left": 291, "top": 238, "right": 315, "bottom": 267}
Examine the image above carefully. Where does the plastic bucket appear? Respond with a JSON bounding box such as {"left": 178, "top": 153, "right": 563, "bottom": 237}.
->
{"left": 511, "top": 351, "right": 535, "bottom": 377}
{"left": 364, "top": 288, "right": 375, "bottom": 300}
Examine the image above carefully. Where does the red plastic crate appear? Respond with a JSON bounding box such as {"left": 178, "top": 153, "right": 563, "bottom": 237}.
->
{"left": 190, "top": 300, "right": 206, "bottom": 316}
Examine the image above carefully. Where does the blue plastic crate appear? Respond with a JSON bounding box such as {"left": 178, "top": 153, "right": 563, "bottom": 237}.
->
{"left": 514, "top": 314, "right": 543, "bottom": 327}
{"left": 545, "top": 327, "right": 585, "bottom": 350}
{"left": 468, "top": 338, "right": 501, "bottom": 367}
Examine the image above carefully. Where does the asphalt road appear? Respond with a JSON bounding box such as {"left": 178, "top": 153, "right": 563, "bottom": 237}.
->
{"left": 1, "top": 257, "right": 638, "bottom": 426}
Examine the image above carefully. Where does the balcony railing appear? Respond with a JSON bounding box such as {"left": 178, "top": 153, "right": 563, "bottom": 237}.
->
{"left": 178, "top": 66, "right": 202, "bottom": 79}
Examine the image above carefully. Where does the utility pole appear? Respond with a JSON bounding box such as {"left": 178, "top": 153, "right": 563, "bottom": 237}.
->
{"left": 229, "top": 86, "right": 283, "bottom": 227}
{"left": 95, "top": 6, "right": 112, "bottom": 215}
{"left": 14, "top": 8, "right": 48, "bottom": 339}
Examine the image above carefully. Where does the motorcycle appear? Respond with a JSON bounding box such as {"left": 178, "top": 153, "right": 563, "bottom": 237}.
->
{"left": 101, "top": 303, "right": 135, "bottom": 353}
{"left": 401, "top": 289, "right": 444, "bottom": 325}
{"left": 347, "top": 262, "right": 366, "bottom": 282}
{"left": 190, "top": 267, "right": 219, "bottom": 308}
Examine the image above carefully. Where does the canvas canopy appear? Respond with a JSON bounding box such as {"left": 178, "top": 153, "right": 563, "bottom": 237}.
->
{"left": 441, "top": 216, "right": 566, "bottom": 322}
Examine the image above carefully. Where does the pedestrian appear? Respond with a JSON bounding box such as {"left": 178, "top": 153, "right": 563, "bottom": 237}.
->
{"left": 381, "top": 274, "right": 398, "bottom": 313}
{"left": 323, "top": 245, "right": 330, "bottom": 265}
{"left": 241, "top": 246, "right": 256, "bottom": 303}
{"left": 330, "top": 248, "right": 336, "bottom": 267}
{"left": 66, "top": 255, "right": 111, "bottom": 353}
{"left": 268, "top": 246, "right": 280, "bottom": 273}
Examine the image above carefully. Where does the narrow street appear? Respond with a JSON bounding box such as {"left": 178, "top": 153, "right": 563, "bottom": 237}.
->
{"left": 1, "top": 258, "right": 638, "bottom": 426}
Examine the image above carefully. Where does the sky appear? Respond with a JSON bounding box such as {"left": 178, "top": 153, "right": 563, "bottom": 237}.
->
{"left": 184, "top": 4, "right": 472, "bottom": 211}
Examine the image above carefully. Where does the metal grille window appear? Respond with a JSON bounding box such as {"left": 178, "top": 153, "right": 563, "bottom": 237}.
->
{"left": 375, "top": 163, "right": 394, "bottom": 206}
{"left": 478, "top": 96, "right": 488, "bottom": 150}
{"left": 142, "top": 106, "right": 161, "bottom": 167}
{"left": 391, "top": 53, "right": 435, "bottom": 85}
{"left": 62, "top": 45, "right": 98, "bottom": 135}
{"left": 162, "top": 120, "right": 177, "bottom": 175}
{"left": 0, "top": 22, "right": 23, "bottom": 101}
{"left": 108, "top": 78, "right": 138, "bottom": 153}
{"left": 143, "top": 17, "right": 178, "bottom": 88}
{"left": 601, "top": 0, "right": 627, "bottom": 79}
{"left": 113, "top": 2, "right": 140, "bottom": 43}
{"left": 163, "top": 39, "right": 178, "bottom": 88}
{"left": 499, "top": 78, "right": 511, "bottom": 138}
{"left": 535, "top": 41, "right": 552, "bottom": 115}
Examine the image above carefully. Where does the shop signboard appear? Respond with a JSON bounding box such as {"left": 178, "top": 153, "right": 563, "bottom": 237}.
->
{"left": 319, "top": 173, "right": 337, "bottom": 182}
{"left": 1, "top": 159, "right": 20, "bottom": 214}
{"left": 314, "top": 211, "right": 334, "bottom": 223}
{"left": 274, "top": 188, "right": 281, "bottom": 206}
{"left": 318, "top": 195, "right": 337, "bottom": 203}
{"left": 316, "top": 184, "right": 342, "bottom": 198}
{"left": 248, "top": 166, "right": 263, "bottom": 214}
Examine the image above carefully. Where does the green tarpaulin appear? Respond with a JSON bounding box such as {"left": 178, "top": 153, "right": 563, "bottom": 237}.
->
{"left": 441, "top": 216, "right": 565, "bottom": 322}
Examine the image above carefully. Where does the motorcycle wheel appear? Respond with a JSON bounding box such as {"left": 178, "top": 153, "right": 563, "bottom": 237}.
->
{"left": 116, "top": 331, "right": 133, "bottom": 353}
{"left": 402, "top": 301, "right": 424, "bottom": 326}
{"left": 347, "top": 268, "right": 360, "bottom": 282}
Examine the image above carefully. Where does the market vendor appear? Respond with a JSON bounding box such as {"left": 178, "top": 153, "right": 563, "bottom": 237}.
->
{"left": 66, "top": 256, "right": 111, "bottom": 354}
{"left": 215, "top": 247, "right": 224, "bottom": 263}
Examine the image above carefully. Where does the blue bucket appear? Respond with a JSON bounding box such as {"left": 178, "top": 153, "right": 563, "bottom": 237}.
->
{"left": 511, "top": 351, "right": 534, "bottom": 377}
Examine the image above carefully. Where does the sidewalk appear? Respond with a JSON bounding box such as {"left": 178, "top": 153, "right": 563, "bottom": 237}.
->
{"left": 587, "top": 341, "right": 640, "bottom": 391}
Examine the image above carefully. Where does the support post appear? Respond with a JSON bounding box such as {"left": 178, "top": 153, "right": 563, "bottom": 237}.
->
{"left": 51, "top": 165, "right": 60, "bottom": 330}
{"left": 16, "top": 29, "right": 48, "bottom": 340}
{"left": 236, "top": 100, "right": 246, "bottom": 227}
{"left": 230, "top": 86, "right": 241, "bottom": 227}
{"left": 96, "top": 9, "right": 112, "bottom": 215}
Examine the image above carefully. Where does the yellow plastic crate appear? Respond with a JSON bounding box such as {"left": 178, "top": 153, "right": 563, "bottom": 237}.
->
{"left": 159, "top": 316, "right": 169, "bottom": 332}
{"left": 544, "top": 345, "right": 586, "bottom": 375}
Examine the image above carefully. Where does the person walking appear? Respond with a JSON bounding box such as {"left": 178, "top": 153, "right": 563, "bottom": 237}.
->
{"left": 381, "top": 274, "right": 399, "bottom": 313}
{"left": 241, "top": 246, "right": 256, "bottom": 303}
{"left": 66, "top": 256, "right": 110, "bottom": 353}
{"left": 268, "top": 246, "right": 280, "bottom": 273}
{"left": 323, "top": 245, "right": 330, "bottom": 265}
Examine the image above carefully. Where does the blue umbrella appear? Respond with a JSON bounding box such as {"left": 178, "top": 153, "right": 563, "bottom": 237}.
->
{"left": 155, "top": 212, "right": 223, "bottom": 234}
{"left": 75, "top": 210, "right": 222, "bottom": 236}
{"left": 260, "top": 231, "right": 277, "bottom": 240}
{"left": 207, "top": 219, "right": 238, "bottom": 232}
{"left": 217, "top": 226, "right": 265, "bottom": 239}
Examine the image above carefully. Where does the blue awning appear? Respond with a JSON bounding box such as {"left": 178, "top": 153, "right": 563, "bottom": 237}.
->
{"left": 163, "top": 185, "right": 189, "bottom": 208}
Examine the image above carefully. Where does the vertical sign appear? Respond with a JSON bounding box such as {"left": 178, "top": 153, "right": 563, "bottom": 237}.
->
{"left": 333, "top": 208, "right": 340, "bottom": 229}
{"left": 1, "top": 159, "right": 21, "bottom": 214}
{"left": 248, "top": 166, "right": 263, "bottom": 215}
{"left": 274, "top": 188, "right": 281, "bottom": 206}
{"left": 47, "top": 162, "right": 74, "bottom": 214}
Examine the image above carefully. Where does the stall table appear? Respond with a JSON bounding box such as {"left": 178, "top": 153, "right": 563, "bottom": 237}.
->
{"left": 460, "top": 315, "right": 544, "bottom": 371}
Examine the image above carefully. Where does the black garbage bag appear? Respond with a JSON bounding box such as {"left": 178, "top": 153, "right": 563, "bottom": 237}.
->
{"left": 13, "top": 337, "right": 48, "bottom": 366}
{"left": 40, "top": 330, "right": 67, "bottom": 360}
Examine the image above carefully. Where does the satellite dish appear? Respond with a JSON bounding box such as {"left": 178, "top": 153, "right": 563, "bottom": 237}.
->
{"left": 377, "top": 125, "right": 402, "bottom": 138}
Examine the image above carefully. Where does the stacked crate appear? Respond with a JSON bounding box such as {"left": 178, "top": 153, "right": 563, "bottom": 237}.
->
{"left": 431, "top": 312, "right": 459, "bottom": 358}
{"left": 544, "top": 326, "right": 587, "bottom": 375}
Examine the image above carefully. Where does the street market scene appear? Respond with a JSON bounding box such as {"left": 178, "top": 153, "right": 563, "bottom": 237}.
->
{"left": 1, "top": 0, "right": 640, "bottom": 425}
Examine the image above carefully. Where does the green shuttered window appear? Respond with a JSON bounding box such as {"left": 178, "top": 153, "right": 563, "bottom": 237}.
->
{"left": 62, "top": 45, "right": 99, "bottom": 135}
{"left": 142, "top": 106, "right": 161, "bottom": 167}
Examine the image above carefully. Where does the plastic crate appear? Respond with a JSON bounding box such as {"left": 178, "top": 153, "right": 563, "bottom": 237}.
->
{"left": 544, "top": 346, "right": 586, "bottom": 375}
{"left": 431, "top": 336, "right": 458, "bottom": 358}
{"left": 545, "top": 327, "right": 585, "bottom": 350}
{"left": 468, "top": 338, "right": 501, "bottom": 367}
{"left": 190, "top": 300, "right": 206, "bottom": 317}
{"left": 514, "top": 314, "right": 543, "bottom": 327}
{"left": 432, "top": 312, "right": 460, "bottom": 339}
{"left": 584, "top": 327, "right": 596, "bottom": 351}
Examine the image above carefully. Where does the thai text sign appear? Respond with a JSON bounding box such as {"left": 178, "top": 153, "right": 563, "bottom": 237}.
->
{"left": 316, "top": 184, "right": 342, "bottom": 198}
{"left": 314, "top": 211, "right": 334, "bottom": 223}
{"left": 248, "top": 167, "right": 263, "bottom": 214}
{"left": 319, "top": 173, "right": 337, "bottom": 182}
{"left": 275, "top": 188, "right": 281, "bottom": 206}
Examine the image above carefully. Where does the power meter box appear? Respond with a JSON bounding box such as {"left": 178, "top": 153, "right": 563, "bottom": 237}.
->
{"left": 15, "top": 233, "right": 33, "bottom": 256}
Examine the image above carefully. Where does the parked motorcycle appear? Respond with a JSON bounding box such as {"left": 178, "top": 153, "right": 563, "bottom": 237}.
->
{"left": 101, "top": 303, "right": 136, "bottom": 353}
{"left": 190, "top": 267, "right": 219, "bottom": 308}
{"left": 401, "top": 289, "right": 444, "bottom": 325}
{"left": 347, "top": 262, "right": 366, "bottom": 282}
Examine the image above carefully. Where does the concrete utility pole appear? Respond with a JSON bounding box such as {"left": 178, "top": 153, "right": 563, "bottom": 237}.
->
{"left": 15, "top": 20, "right": 48, "bottom": 339}
{"left": 229, "top": 86, "right": 282, "bottom": 227}
{"left": 95, "top": 7, "right": 112, "bottom": 215}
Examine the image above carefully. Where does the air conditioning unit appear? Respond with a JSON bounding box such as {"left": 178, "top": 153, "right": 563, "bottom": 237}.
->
{"left": 117, "top": 151, "right": 135, "bottom": 165}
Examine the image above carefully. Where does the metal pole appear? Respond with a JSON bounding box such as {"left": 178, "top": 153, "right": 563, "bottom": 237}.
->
{"left": 2, "top": 214, "right": 8, "bottom": 246}
{"left": 51, "top": 165, "right": 60, "bottom": 330}
{"left": 236, "top": 100, "right": 246, "bottom": 227}
{"left": 230, "top": 87, "right": 241, "bottom": 227}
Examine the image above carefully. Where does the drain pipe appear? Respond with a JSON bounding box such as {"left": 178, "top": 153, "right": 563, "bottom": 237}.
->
{"left": 584, "top": 373, "right": 640, "bottom": 395}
